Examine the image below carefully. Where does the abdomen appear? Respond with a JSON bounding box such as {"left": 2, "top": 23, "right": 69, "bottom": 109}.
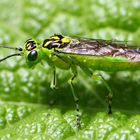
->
{"left": 71, "top": 55, "right": 140, "bottom": 71}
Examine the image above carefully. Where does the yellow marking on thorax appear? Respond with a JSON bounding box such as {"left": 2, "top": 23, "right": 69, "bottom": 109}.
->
{"left": 61, "top": 37, "right": 71, "bottom": 43}
{"left": 51, "top": 36, "right": 60, "bottom": 40}
{"left": 44, "top": 41, "right": 52, "bottom": 47}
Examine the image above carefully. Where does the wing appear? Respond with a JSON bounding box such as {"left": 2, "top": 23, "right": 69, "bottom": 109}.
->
{"left": 58, "top": 37, "right": 140, "bottom": 61}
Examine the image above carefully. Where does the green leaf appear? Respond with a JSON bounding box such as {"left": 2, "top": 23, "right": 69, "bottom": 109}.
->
{"left": 0, "top": 0, "right": 140, "bottom": 139}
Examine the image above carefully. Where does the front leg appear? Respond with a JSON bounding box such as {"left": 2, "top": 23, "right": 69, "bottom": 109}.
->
{"left": 50, "top": 67, "right": 57, "bottom": 89}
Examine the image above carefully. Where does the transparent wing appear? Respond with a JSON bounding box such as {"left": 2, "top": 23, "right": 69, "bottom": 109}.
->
{"left": 58, "top": 37, "right": 140, "bottom": 61}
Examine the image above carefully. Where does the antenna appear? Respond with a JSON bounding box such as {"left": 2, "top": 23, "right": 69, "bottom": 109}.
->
{"left": 0, "top": 46, "right": 22, "bottom": 51}
{"left": 0, "top": 44, "right": 23, "bottom": 63}
{"left": 0, "top": 53, "right": 21, "bottom": 63}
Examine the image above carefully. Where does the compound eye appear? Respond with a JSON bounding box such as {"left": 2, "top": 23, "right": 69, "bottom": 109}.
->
{"left": 25, "top": 39, "right": 36, "bottom": 51}
{"left": 28, "top": 50, "right": 38, "bottom": 61}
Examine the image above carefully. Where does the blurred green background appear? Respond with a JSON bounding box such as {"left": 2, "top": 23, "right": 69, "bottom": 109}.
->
{"left": 0, "top": 0, "right": 140, "bottom": 139}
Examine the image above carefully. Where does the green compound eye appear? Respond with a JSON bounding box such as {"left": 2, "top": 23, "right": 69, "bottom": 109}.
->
{"left": 27, "top": 50, "right": 38, "bottom": 61}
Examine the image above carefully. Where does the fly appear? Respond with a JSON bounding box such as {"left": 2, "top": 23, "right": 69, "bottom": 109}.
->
{"left": 1, "top": 34, "right": 140, "bottom": 129}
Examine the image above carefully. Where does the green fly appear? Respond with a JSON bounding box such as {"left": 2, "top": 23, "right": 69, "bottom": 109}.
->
{"left": 1, "top": 34, "right": 140, "bottom": 128}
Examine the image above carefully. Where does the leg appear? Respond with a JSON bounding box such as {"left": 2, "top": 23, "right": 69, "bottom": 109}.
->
{"left": 69, "top": 68, "right": 81, "bottom": 129}
{"left": 98, "top": 73, "right": 113, "bottom": 114}
{"left": 51, "top": 68, "right": 57, "bottom": 89}
{"left": 79, "top": 64, "right": 113, "bottom": 114}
